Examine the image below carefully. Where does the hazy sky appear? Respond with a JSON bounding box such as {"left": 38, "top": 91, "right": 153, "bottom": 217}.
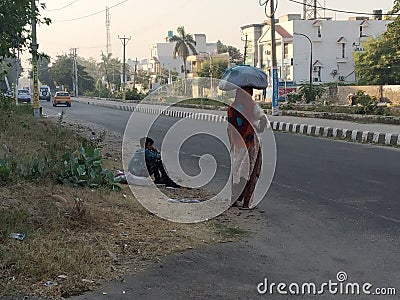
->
{"left": 29, "top": 0, "right": 395, "bottom": 65}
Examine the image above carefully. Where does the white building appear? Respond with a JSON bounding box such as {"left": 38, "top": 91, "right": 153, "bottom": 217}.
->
{"left": 149, "top": 32, "right": 218, "bottom": 77}
{"left": 241, "top": 14, "right": 391, "bottom": 85}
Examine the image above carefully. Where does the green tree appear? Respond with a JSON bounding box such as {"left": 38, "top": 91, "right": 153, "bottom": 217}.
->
{"left": 78, "top": 65, "right": 95, "bottom": 93}
{"left": 298, "top": 83, "right": 326, "bottom": 103}
{"left": 98, "top": 53, "right": 122, "bottom": 92}
{"left": 169, "top": 26, "right": 197, "bottom": 79}
{"left": 38, "top": 56, "right": 53, "bottom": 89}
{"left": 217, "top": 40, "right": 243, "bottom": 64}
{"left": 0, "top": 58, "right": 22, "bottom": 91}
{"left": 158, "top": 68, "right": 179, "bottom": 85}
{"left": 0, "top": 1, "right": 50, "bottom": 62}
{"left": 354, "top": 1, "right": 400, "bottom": 84}
{"left": 197, "top": 59, "right": 229, "bottom": 79}
{"left": 49, "top": 55, "right": 73, "bottom": 91}
{"left": 136, "top": 69, "right": 151, "bottom": 90}
{"left": 78, "top": 57, "right": 100, "bottom": 83}
{"left": 49, "top": 55, "right": 95, "bottom": 93}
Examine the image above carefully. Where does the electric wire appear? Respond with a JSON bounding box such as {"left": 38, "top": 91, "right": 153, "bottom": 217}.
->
{"left": 287, "top": 0, "right": 400, "bottom": 16}
{"left": 46, "top": 0, "right": 80, "bottom": 12}
{"left": 259, "top": 0, "right": 279, "bottom": 18}
{"left": 53, "top": 0, "right": 128, "bottom": 22}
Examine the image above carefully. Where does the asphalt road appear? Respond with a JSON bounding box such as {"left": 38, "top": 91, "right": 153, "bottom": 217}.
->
{"left": 42, "top": 101, "right": 400, "bottom": 299}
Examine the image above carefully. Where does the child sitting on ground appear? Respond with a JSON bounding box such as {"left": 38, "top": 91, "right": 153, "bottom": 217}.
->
{"left": 128, "top": 137, "right": 180, "bottom": 189}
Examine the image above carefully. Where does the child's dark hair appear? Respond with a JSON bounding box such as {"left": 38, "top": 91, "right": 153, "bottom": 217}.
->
{"left": 140, "top": 137, "right": 154, "bottom": 147}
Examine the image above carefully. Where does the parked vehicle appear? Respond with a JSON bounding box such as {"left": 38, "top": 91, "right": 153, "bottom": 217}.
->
{"left": 53, "top": 91, "right": 71, "bottom": 107}
{"left": 39, "top": 86, "right": 51, "bottom": 101}
{"left": 17, "top": 89, "right": 31, "bottom": 103}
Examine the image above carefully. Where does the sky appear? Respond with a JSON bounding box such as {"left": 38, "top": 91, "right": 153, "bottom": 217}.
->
{"left": 24, "top": 0, "right": 395, "bottom": 67}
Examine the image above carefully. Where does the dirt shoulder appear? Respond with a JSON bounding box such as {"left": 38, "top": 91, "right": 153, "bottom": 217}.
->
{"left": 0, "top": 113, "right": 240, "bottom": 299}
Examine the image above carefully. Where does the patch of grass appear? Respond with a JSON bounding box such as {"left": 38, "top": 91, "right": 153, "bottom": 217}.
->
{"left": 279, "top": 102, "right": 400, "bottom": 117}
{"left": 0, "top": 101, "right": 224, "bottom": 298}
{"left": 178, "top": 98, "right": 227, "bottom": 107}
{"left": 215, "top": 225, "right": 248, "bottom": 241}
{"left": 0, "top": 182, "right": 220, "bottom": 298}
{"left": 0, "top": 209, "right": 31, "bottom": 239}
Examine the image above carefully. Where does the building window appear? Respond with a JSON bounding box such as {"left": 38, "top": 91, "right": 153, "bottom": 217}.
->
{"left": 284, "top": 44, "right": 289, "bottom": 59}
{"left": 317, "top": 26, "right": 322, "bottom": 38}
{"left": 313, "top": 66, "right": 321, "bottom": 82}
{"left": 359, "top": 26, "right": 363, "bottom": 37}
{"left": 341, "top": 44, "right": 346, "bottom": 58}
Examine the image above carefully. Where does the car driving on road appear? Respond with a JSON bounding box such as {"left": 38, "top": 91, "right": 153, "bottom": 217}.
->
{"left": 17, "top": 89, "right": 31, "bottom": 103}
{"left": 39, "top": 86, "right": 51, "bottom": 101}
{"left": 53, "top": 91, "right": 71, "bottom": 107}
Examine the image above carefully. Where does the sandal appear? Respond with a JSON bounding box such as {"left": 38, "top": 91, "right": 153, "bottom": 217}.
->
{"left": 239, "top": 206, "right": 252, "bottom": 210}
{"left": 231, "top": 201, "right": 241, "bottom": 207}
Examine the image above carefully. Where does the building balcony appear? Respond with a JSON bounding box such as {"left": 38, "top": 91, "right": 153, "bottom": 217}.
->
{"left": 336, "top": 57, "right": 349, "bottom": 63}
{"left": 312, "top": 37, "right": 323, "bottom": 42}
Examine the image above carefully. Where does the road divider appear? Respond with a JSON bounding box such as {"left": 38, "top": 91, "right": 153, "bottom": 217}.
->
{"left": 73, "top": 98, "right": 400, "bottom": 147}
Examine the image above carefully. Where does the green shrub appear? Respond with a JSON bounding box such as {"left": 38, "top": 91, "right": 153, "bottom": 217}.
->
{"left": 179, "top": 98, "right": 226, "bottom": 107}
{"left": 114, "top": 89, "right": 144, "bottom": 101}
{"left": 287, "top": 92, "right": 302, "bottom": 104}
{"left": 280, "top": 103, "right": 295, "bottom": 110}
{"left": 0, "top": 157, "right": 53, "bottom": 183}
{"left": 0, "top": 94, "right": 14, "bottom": 110}
{"left": 351, "top": 90, "right": 386, "bottom": 115}
{"left": 0, "top": 159, "right": 11, "bottom": 185}
{"left": 57, "top": 146, "right": 120, "bottom": 190}
{"left": 298, "top": 83, "right": 326, "bottom": 103}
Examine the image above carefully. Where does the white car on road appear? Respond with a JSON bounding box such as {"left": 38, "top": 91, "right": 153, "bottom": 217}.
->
{"left": 17, "top": 89, "right": 31, "bottom": 103}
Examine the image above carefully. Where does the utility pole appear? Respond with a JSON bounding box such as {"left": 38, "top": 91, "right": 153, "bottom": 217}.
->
{"left": 13, "top": 47, "right": 19, "bottom": 105}
{"left": 106, "top": 7, "right": 112, "bottom": 56}
{"left": 242, "top": 33, "right": 248, "bottom": 64}
{"left": 118, "top": 35, "right": 131, "bottom": 102}
{"left": 70, "top": 48, "right": 78, "bottom": 97}
{"left": 294, "top": 33, "right": 312, "bottom": 93}
{"left": 31, "top": 0, "right": 40, "bottom": 118}
{"left": 133, "top": 57, "right": 138, "bottom": 87}
{"left": 270, "top": 0, "right": 279, "bottom": 116}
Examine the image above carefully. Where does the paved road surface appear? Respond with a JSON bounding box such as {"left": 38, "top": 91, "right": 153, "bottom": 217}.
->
{"left": 41, "top": 101, "right": 400, "bottom": 299}
{"left": 73, "top": 97, "right": 400, "bottom": 135}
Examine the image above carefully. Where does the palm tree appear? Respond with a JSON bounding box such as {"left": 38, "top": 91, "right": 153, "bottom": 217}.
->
{"left": 99, "top": 52, "right": 122, "bottom": 92}
{"left": 169, "top": 26, "right": 197, "bottom": 80}
{"left": 99, "top": 52, "right": 112, "bottom": 92}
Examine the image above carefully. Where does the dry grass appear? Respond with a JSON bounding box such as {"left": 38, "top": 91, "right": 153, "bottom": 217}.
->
{"left": 0, "top": 183, "right": 221, "bottom": 298}
{"left": 0, "top": 102, "right": 238, "bottom": 299}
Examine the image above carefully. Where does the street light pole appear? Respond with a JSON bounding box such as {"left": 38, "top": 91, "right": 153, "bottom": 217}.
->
{"left": 199, "top": 52, "right": 213, "bottom": 97}
{"left": 118, "top": 35, "right": 131, "bottom": 102}
{"left": 294, "top": 32, "right": 313, "bottom": 90}
{"left": 270, "top": 0, "right": 279, "bottom": 116}
{"left": 31, "top": 0, "right": 40, "bottom": 118}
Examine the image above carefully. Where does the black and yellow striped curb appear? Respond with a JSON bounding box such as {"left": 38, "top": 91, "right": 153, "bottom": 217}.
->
{"left": 73, "top": 99, "right": 400, "bottom": 146}
{"left": 269, "top": 121, "right": 400, "bottom": 146}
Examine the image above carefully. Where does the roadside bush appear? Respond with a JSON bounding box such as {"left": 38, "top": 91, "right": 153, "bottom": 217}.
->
{"left": 0, "top": 157, "right": 55, "bottom": 183}
{"left": 298, "top": 83, "right": 326, "bottom": 103}
{"left": 280, "top": 103, "right": 295, "bottom": 110}
{"left": 287, "top": 91, "right": 302, "bottom": 104}
{"left": 351, "top": 90, "right": 390, "bottom": 115}
{"left": 0, "top": 94, "right": 14, "bottom": 110}
{"left": 114, "top": 88, "right": 144, "bottom": 101}
{"left": 180, "top": 98, "right": 226, "bottom": 107}
{"left": 57, "top": 145, "right": 120, "bottom": 190}
{"left": 0, "top": 159, "right": 11, "bottom": 185}
{"left": 352, "top": 90, "right": 376, "bottom": 107}
{"left": 259, "top": 102, "right": 271, "bottom": 110}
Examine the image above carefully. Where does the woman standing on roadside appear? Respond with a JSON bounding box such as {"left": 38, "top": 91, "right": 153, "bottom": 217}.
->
{"left": 227, "top": 86, "right": 268, "bottom": 209}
